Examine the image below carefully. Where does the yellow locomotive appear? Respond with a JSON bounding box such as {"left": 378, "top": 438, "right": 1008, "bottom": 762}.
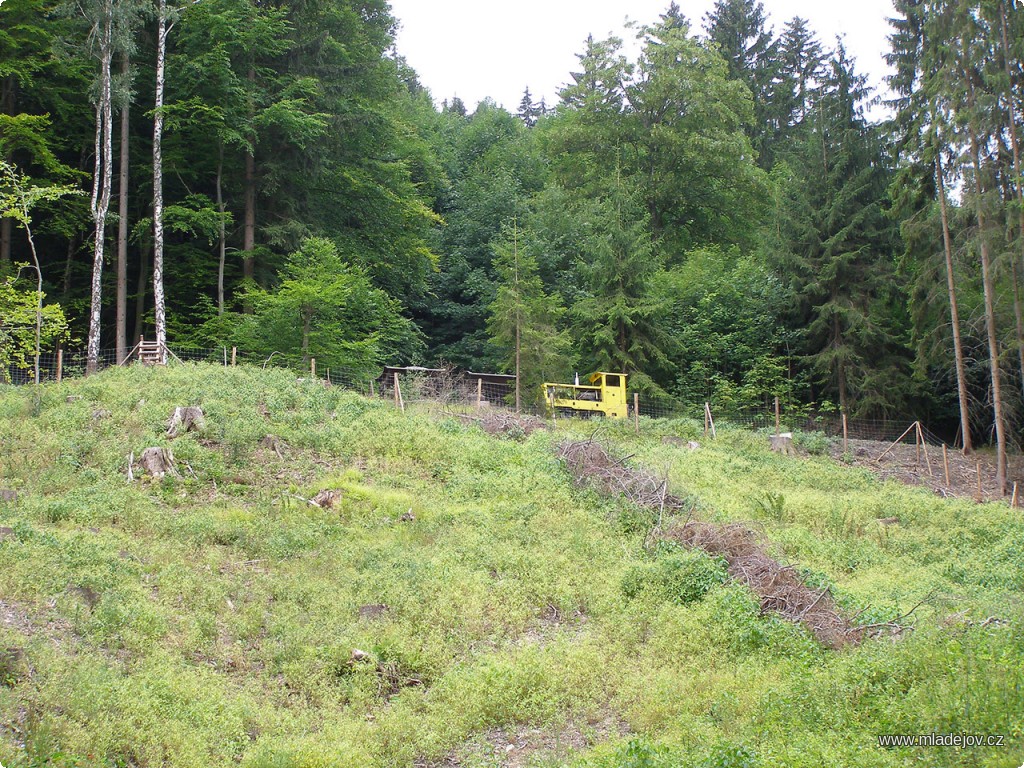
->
{"left": 542, "top": 372, "right": 629, "bottom": 419}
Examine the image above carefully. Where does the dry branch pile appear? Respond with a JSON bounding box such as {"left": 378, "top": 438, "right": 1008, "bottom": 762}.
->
{"left": 463, "top": 412, "right": 547, "bottom": 440}
{"left": 558, "top": 438, "right": 687, "bottom": 513}
{"left": 556, "top": 438, "right": 907, "bottom": 649}
{"left": 664, "top": 522, "right": 861, "bottom": 648}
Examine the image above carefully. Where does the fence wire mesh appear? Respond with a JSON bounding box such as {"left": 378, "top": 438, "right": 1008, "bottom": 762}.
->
{"left": 3, "top": 347, "right": 954, "bottom": 449}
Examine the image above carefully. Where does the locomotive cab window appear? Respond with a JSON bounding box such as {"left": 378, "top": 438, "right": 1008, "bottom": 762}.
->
{"left": 605, "top": 374, "right": 620, "bottom": 387}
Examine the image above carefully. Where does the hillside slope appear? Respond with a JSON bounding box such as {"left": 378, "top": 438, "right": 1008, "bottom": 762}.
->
{"left": 0, "top": 365, "right": 1021, "bottom": 768}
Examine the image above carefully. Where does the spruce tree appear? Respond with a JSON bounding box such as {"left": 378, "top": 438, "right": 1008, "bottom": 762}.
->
{"left": 704, "top": 0, "right": 782, "bottom": 167}
{"left": 771, "top": 44, "right": 906, "bottom": 416}
{"left": 572, "top": 174, "right": 666, "bottom": 381}
{"left": 488, "top": 220, "right": 571, "bottom": 410}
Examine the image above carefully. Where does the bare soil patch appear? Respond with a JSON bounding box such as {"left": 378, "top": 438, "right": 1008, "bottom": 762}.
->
{"left": 423, "top": 714, "right": 628, "bottom": 768}
{"left": 832, "top": 438, "right": 1024, "bottom": 503}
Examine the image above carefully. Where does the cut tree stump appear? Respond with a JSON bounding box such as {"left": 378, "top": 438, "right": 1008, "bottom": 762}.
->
{"left": 259, "top": 434, "right": 286, "bottom": 458}
{"left": 769, "top": 433, "right": 796, "bottom": 456}
{"left": 311, "top": 489, "right": 341, "bottom": 509}
{"left": 166, "top": 406, "right": 205, "bottom": 438}
{"left": 139, "top": 447, "right": 177, "bottom": 478}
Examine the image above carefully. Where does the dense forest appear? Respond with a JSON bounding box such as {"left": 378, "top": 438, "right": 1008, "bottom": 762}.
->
{"left": 2, "top": 0, "right": 1024, "bottom": 470}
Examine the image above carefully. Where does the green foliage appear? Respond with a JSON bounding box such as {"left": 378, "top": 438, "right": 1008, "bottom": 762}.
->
{"left": 572, "top": 178, "right": 668, "bottom": 380}
{"left": 792, "top": 430, "right": 832, "bottom": 456}
{"left": 488, "top": 221, "right": 573, "bottom": 405}
{"left": 620, "top": 546, "right": 727, "bottom": 606}
{"left": 0, "top": 271, "right": 69, "bottom": 379}
{"left": 766, "top": 47, "right": 911, "bottom": 417}
{"left": 205, "top": 237, "right": 423, "bottom": 374}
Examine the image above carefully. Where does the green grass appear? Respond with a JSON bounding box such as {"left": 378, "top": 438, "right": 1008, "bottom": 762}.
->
{"left": 0, "top": 365, "right": 1021, "bottom": 767}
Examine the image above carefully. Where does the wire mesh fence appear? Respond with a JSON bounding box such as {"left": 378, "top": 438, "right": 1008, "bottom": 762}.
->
{"left": 3, "top": 347, "right": 954, "bottom": 449}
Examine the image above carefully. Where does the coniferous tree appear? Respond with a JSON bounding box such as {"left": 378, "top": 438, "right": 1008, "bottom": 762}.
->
{"left": 887, "top": 0, "right": 975, "bottom": 451}
{"left": 517, "top": 86, "right": 541, "bottom": 127}
{"left": 572, "top": 174, "right": 666, "bottom": 383}
{"left": 776, "top": 17, "right": 824, "bottom": 133}
{"left": 771, "top": 44, "right": 906, "bottom": 415}
{"left": 488, "top": 220, "right": 571, "bottom": 410}
{"left": 704, "top": 0, "right": 782, "bottom": 167}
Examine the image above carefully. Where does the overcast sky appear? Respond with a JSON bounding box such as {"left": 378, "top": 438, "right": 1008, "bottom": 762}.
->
{"left": 388, "top": 0, "right": 898, "bottom": 117}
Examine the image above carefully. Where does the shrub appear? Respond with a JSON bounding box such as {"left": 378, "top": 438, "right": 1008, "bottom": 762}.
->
{"left": 621, "top": 547, "right": 727, "bottom": 605}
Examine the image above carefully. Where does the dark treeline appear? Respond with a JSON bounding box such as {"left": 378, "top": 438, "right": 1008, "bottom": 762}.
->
{"left": 2, "top": 0, "right": 1024, "bottom": 477}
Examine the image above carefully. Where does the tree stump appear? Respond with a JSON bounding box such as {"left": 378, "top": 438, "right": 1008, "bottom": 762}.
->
{"left": 140, "top": 447, "right": 176, "bottom": 478}
{"left": 166, "top": 406, "right": 205, "bottom": 438}
{"left": 769, "top": 433, "right": 796, "bottom": 456}
{"left": 311, "top": 489, "right": 340, "bottom": 509}
{"left": 259, "top": 434, "right": 286, "bottom": 458}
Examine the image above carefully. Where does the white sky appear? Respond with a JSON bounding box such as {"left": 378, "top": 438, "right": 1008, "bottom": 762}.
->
{"left": 388, "top": 0, "right": 898, "bottom": 116}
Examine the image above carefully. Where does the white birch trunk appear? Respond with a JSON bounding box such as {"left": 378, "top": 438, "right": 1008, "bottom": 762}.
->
{"left": 87, "top": 0, "right": 114, "bottom": 375}
{"left": 152, "top": 0, "right": 169, "bottom": 362}
{"left": 216, "top": 144, "right": 226, "bottom": 314}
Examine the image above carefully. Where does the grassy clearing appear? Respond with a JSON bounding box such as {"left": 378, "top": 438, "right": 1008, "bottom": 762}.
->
{"left": 0, "top": 365, "right": 1021, "bottom": 768}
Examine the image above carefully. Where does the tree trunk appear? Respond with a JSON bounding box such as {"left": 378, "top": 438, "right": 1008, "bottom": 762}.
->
{"left": 1, "top": 74, "right": 14, "bottom": 265}
{"left": 514, "top": 314, "right": 521, "bottom": 413}
{"left": 87, "top": 1, "right": 115, "bottom": 375}
{"left": 152, "top": 0, "right": 168, "bottom": 361}
{"left": 999, "top": 1, "right": 1024, "bottom": 394}
{"left": 243, "top": 147, "right": 255, "bottom": 280}
{"left": 936, "top": 153, "right": 973, "bottom": 453}
{"left": 514, "top": 225, "right": 521, "bottom": 412}
{"left": 966, "top": 77, "right": 1008, "bottom": 493}
{"left": 133, "top": 241, "right": 149, "bottom": 343}
{"left": 216, "top": 143, "right": 226, "bottom": 314}
{"left": 0, "top": 217, "right": 9, "bottom": 266}
{"left": 62, "top": 234, "right": 77, "bottom": 299}
{"left": 116, "top": 54, "right": 130, "bottom": 364}
{"left": 243, "top": 66, "right": 256, "bottom": 282}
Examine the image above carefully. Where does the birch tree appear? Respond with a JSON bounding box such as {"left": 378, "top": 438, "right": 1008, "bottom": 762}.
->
{"left": 86, "top": 0, "right": 114, "bottom": 374}
{"left": 152, "top": 0, "right": 170, "bottom": 359}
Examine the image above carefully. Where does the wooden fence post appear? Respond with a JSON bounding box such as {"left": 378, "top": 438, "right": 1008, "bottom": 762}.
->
{"left": 775, "top": 396, "right": 780, "bottom": 435}
{"left": 842, "top": 412, "right": 848, "bottom": 454}
{"left": 1011, "top": 482, "right": 1018, "bottom": 509}
{"left": 370, "top": 379, "right": 376, "bottom": 397}
{"left": 916, "top": 422, "right": 933, "bottom": 477}
{"left": 976, "top": 461, "right": 983, "bottom": 500}
{"left": 310, "top": 358, "right": 316, "bottom": 378}
{"left": 56, "top": 349, "right": 63, "bottom": 383}
{"left": 704, "top": 401, "right": 709, "bottom": 437}
{"left": 634, "top": 392, "right": 639, "bottom": 435}
{"left": 477, "top": 377, "right": 483, "bottom": 409}
{"left": 231, "top": 347, "right": 237, "bottom": 366}
{"left": 394, "top": 372, "right": 405, "bottom": 413}
{"left": 942, "top": 444, "right": 950, "bottom": 487}
{"left": 705, "top": 402, "right": 716, "bottom": 439}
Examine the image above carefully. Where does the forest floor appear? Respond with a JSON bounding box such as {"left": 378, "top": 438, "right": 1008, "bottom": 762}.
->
{"left": 833, "top": 438, "right": 1024, "bottom": 504}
